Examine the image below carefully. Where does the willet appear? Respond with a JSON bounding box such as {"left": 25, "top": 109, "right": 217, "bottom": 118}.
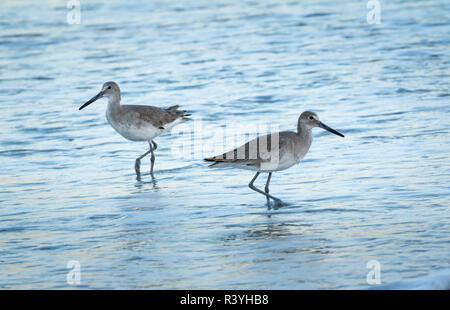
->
{"left": 79, "top": 81, "right": 190, "bottom": 177}
{"left": 204, "top": 111, "right": 344, "bottom": 205}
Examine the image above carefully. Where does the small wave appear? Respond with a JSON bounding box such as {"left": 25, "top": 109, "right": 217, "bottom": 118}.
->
{"left": 168, "top": 83, "right": 209, "bottom": 91}
{"left": 303, "top": 12, "right": 333, "bottom": 18}
{"left": 373, "top": 269, "right": 450, "bottom": 290}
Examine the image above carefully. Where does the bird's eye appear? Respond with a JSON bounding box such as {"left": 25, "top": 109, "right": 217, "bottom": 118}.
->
{"left": 309, "top": 116, "right": 314, "bottom": 120}
{"left": 107, "top": 86, "right": 112, "bottom": 89}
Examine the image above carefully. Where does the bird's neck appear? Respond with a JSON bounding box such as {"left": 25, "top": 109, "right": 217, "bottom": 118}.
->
{"left": 107, "top": 94, "right": 121, "bottom": 112}
{"left": 297, "top": 121, "right": 312, "bottom": 138}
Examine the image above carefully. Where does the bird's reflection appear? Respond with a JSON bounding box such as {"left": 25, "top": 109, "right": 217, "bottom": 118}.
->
{"left": 223, "top": 221, "right": 311, "bottom": 243}
{"left": 134, "top": 172, "right": 159, "bottom": 191}
{"left": 221, "top": 219, "right": 332, "bottom": 258}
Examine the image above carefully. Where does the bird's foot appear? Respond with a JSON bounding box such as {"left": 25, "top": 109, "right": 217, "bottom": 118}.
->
{"left": 270, "top": 197, "right": 286, "bottom": 209}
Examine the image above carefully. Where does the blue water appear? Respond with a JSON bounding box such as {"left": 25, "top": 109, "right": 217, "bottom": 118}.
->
{"left": 0, "top": 0, "right": 449, "bottom": 289}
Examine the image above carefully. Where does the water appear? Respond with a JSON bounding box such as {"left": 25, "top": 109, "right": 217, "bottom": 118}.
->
{"left": 0, "top": 0, "right": 449, "bottom": 289}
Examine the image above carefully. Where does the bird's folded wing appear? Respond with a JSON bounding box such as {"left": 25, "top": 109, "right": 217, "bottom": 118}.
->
{"left": 123, "top": 105, "right": 187, "bottom": 128}
{"left": 205, "top": 134, "right": 277, "bottom": 164}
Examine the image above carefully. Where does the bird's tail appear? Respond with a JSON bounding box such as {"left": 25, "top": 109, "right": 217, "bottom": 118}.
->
{"left": 167, "top": 105, "right": 191, "bottom": 121}
{"left": 204, "top": 157, "right": 220, "bottom": 167}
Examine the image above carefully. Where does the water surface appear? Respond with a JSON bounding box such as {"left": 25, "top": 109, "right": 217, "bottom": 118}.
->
{"left": 0, "top": 0, "right": 449, "bottom": 289}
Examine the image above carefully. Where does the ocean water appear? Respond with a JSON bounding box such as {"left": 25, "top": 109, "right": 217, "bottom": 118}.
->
{"left": 0, "top": 0, "right": 449, "bottom": 289}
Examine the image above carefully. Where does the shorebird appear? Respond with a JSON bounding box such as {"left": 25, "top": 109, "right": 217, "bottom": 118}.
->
{"left": 79, "top": 81, "right": 190, "bottom": 177}
{"left": 204, "top": 111, "right": 344, "bottom": 205}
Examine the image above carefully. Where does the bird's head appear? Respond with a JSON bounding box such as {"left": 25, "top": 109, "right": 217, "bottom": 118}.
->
{"left": 299, "top": 111, "right": 344, "bottom": 137}
{"left": 79, "top": 81, "right": 120, "bottom": 110}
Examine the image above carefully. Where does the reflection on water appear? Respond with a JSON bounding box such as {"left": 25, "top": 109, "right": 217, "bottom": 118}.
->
{"left": 223, "top": 221, "right": 311, "bottom": 243}
{"left": 0, "top": 0, "right": 449, "bottom": 289}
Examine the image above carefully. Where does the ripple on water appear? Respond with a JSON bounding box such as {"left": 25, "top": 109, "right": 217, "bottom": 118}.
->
{"left": 0, "top": 0, "right": 449, "bottom": 290}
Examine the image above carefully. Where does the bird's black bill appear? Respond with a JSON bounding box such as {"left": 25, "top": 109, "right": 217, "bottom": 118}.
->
{"left": 79, "top": 91, "right": 103, "bottom": 110}
{"left": 319, "top": 122, "right": 344, "bottom": 137}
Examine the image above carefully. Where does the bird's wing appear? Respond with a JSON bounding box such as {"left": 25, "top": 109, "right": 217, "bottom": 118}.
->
{"left": 205, "top": 132, "right": 290, "bottom": 166}
{"left": 122, "top": 105, "right": 190, "bottom": 128}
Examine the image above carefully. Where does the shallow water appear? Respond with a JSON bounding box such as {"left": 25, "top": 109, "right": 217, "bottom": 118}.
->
{"left": 0, "top": 0, "right": 449, "bottom": 289}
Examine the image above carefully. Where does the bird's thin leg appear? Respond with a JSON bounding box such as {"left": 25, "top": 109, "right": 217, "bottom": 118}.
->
{"left": 135, "top": 149, "right": 152, "bottom": 175}
{"left": 265, "top": 172, "right": 272, "bottom": 193}
{"left": 152, "top": 140, "right": 158, "bottom": 151}
{"left": 149, "top": 141, "right": 156, "bottom": 177}
{"left": 248, "top": 172, "right": 280, "bottom": 201}
{"left": 264, "top": 172, "right": 273, "bottom": 205}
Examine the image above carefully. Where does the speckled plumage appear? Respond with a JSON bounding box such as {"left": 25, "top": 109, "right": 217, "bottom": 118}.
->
{"left": 205, "top": 111, "right": 344, "bottom": 204}
{"left": 80, "top": 81, "right": 190, "bottom": 177}
{"left": 205, "top": 130, "right": 312, "bottom": 172}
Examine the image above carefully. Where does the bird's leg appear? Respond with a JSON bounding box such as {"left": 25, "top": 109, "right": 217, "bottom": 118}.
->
{"left": 265, "top": 172, "right": 272, "bottom": 193}
{"left": 149, "top": 141, "right": 156, "bottom": 177}
{"left": 135, "top": 149, "right": 152, "bottom": 176}
{"left": 265, "top": 172, "right": 273, "bottom": 206}
{"left": 248, "top": 172, "right": 280, "bottom": 201}
{"left": 152, "top": 140, "right": 157, "bottom": 151}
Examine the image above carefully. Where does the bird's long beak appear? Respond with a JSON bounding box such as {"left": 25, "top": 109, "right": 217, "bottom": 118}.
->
{"left": 79, "top": 90, "right": 104, "bottom": 110}
{"left": 319, "top": 122, "right": 344, "bottom": 137}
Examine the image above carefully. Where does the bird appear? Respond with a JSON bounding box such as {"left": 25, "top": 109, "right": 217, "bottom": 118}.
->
{"left": 79, "top": 81, "right": 190, "bottom": 178}
{"left": 204, "top": 111, "right": 344, "bottom": 206}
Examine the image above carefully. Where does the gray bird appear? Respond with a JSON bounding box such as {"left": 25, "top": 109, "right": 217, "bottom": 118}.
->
{"left": 205, "top": 111, "right": 344, "bottom": 204}
{"left": 79, "top": 81, "right": 190, "bottom": 177}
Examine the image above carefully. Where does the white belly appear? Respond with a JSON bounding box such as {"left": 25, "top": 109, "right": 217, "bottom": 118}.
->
{"left": 106, "top": 112, "right": 184, "bottom": 142}
{"left": 115, "top": 122, "right": 160, "bottom": 141}
{"left": 106, "top": 114, "right": 158, "bottom": 142}
{"left": 259, "top": 153, "right": 300, "bottom": 172}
